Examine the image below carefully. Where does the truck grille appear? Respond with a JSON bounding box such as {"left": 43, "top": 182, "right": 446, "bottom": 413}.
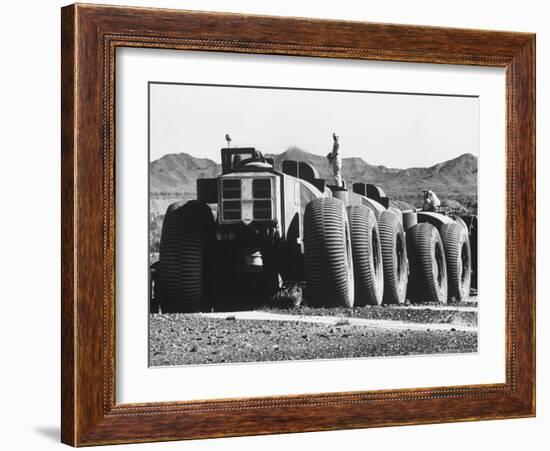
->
{"left": 222, "top": 200, "right": 241, "bottom": 220}
{"left": 253, "top": 200, "right": 272, "bottom": 220}
{"left": 220, "top": 178, "right": 274, "bottom": 222}
{"left": 252, "top": 179, "right": 271, "bottom": 198}
{"left": 222, "top": 179, "right": 241, "bottom": 199}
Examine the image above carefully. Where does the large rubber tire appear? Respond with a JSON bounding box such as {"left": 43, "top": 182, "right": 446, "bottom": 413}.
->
{"left": 378, "top": 210, "right": 408, "bottom": 304}
{"left": 347, "top": 205, "right": 384, "bottom": 306}
{"left": 440, "top": 222, "right": 472, "bottom": 301}
{"left": 158, "top": 201, "right": 215, "bottom": 313}
{"left": 461, "top": 215, "right": 478, "bottom": 289}
{"left": 149, "top": 261, "right": 160, "bottom": 314}
{"left": 304, "top": 197, "right": 354, "bottom": 308}
{"left": 407, "top": 223, "right": 448, "bottom": 304}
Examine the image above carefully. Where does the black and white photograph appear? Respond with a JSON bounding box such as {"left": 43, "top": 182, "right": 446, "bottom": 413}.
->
{"left": 1, "top": 0, "right": 543, "bottom": 449}
{"left": 148, "top": 82, "right": 479, "bottom": 366}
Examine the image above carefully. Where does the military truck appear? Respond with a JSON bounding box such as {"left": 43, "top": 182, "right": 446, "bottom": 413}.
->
{"left": 157, "top": 146, "right": 473, "bottom": 313}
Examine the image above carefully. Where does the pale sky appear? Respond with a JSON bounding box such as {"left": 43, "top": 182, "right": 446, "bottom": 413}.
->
{"left": 149, "top": 82, "right": 478, "bottom": 168}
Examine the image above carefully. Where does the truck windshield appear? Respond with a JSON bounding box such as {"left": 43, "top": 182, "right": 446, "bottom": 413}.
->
{"left": 221, "top": 148, "right": 261, "bottom": 173}
{"left": 230, "top": 152, "right": 254, "bottom": 168}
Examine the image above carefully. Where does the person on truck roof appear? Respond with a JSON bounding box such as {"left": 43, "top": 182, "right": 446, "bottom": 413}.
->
{"left": 327, "top": 133, "right": 343, "bottom": 188}
{"left": 422, "top": 189, "right": 441, "bottom": 212}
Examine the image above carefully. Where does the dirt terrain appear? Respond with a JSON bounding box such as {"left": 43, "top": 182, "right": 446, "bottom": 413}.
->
{"left": 149, "top": 303, "right": 478, "bottom": 366}
{"left": 263, "top": 304, "right": 477, "bottom": 327}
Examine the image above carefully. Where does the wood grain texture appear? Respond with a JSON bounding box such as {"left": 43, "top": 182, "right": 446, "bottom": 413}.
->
{"left": 60, "top": 3, "right": 536, "bottom": 446}
{"left": 60, "top": 5, "right": 76, "bottom": 446}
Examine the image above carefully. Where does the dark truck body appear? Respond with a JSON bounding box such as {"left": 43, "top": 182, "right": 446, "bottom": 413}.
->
{"left": 155, "top": 146, "right": 475, "bottom": 313}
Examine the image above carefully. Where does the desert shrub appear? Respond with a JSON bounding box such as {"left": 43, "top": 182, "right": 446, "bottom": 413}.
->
{"left": 149, "top": 213, "right": 164, "bottom": 253}
{"left": 269, "top": 282, "right": 304, "bottom": 309}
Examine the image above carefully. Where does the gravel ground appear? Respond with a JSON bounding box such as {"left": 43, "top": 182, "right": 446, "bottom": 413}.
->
{"left": 262, "top": 305, "right": 478, "bottom": 327}
{"left": 149, "top": 313, "right": 478, "bottom": 366}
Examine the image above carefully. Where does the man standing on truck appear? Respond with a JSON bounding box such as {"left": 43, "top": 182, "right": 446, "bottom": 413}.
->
{"left": 327, "top": 132, "right": 343, "bottom": 188}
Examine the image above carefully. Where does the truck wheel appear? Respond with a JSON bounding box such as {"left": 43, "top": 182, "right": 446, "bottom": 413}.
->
{"left": 461, "top": 215, "right": 478, "bottom": 290}
{"left": 304, "top": 198, "right": 354, "bottom": 307}
{"left": 440, "top": 222, "right": 471, "bottom": 301}
{"left": 149, "top": 261, "right": 160, "bottom": 314}
{"left": 407, "top": 223, "right": 448, "bottom": 304}
{"left": 347, "top": 205, "right": 384, "bottom": 306}
{"left": 159, "top": 201, "right": 215, "bottom": 313}
{"left": 378, "top": 210, "right": 408, "bottom": 304}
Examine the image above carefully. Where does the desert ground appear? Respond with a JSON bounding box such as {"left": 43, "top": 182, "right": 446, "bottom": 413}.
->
{"left": 149, "top": 298, "right": 478, "bottom": 366}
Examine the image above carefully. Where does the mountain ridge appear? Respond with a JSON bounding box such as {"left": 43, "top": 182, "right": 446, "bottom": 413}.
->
{"left": 149, "top": 147, "right": 477, "bottom": 211}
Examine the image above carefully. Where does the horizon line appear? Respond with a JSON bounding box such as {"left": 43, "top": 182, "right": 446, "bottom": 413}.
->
{"left": 150, "top": 148, "right": 477, "bottom": 171}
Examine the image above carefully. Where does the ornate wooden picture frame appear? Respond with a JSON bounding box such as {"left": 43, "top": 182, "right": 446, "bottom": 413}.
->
{"left": 61, "top": 3, "right": 535, "bottom": 446}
